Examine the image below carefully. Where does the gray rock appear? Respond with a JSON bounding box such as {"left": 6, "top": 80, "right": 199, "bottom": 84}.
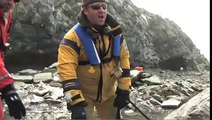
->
{"left": 18, "top": 69, "right": 38, "bottom": 75}
{"left": 12, "top": 74, "right": 33, "bottom": 83}
{"left": 152, "top": 94, "right": 163, "bottom": 103}
{"left": 164, "top": 88, "right": 210, "bottom": 120}
{"left": 33, "top": 72, "right": 53, "bottom": 83}
{"left": 49, "top": 81, "right": 62, "bottom": 87}
{"left": 149, "top": 98, "right": 161, "bottom": 105}
{"left": 33, "top": 88, "right": 49, "bottom": 96}
{"left": 142, "top": 75, "right": 162, "bottom": 85}
{"left": 161, "top": 99, "right": 181, "bottom": 109}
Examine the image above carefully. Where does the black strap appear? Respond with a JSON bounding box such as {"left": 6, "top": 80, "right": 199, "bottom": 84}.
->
{"left": 96, "top": 42, "right": 103, "bottom": 103}
{"left": 71, "top": 94, "right": 81, "bottom": 102}
{"left": 60, "top": 39, "right": 80, "bottom": 55}
{"left": 78, "top": 57, "right": 112, "bottom": 65}
{"left": 121, "top": 69, "right": 130, "bottom": 77}
{"left": 96, "top": 64, "right": 103, "bottom": 103}
{"left": 61, "top": 79, "right": 80, "bottom": 92}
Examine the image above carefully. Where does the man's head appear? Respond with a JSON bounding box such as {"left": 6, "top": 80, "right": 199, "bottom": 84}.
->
{"left": 82, "top": 0, "right": 107, "bottom": 27}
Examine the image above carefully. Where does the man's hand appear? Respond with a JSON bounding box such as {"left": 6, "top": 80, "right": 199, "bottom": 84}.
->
{"left": 113, "top": 87, "right": 130, "bottom": 109}
{"left": 2, "top": 84, "right": 26, "bottom": 119}
{"left": 67, "top": 101, "right": 87, "bottom": 119}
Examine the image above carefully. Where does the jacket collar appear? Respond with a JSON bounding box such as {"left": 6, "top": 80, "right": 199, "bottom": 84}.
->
{"left": 77, "top": 12, "right": 122, "bottom": 36}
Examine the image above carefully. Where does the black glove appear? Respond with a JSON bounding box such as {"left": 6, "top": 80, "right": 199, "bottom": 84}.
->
{"left": 113, "top": 88, "right": 130, "bottom": 109}
{"left": 67, "top": 101, "right": 87, "bottom": 119}
{"left": 1, "top": 84, "right": 26, "bottom": 119}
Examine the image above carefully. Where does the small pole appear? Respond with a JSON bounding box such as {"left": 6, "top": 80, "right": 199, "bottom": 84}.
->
{"left": 116, "top": 108, "right": 122, "bottom": 119}
{"left": 128, "top": 100, "right": 151, "bottom": 120}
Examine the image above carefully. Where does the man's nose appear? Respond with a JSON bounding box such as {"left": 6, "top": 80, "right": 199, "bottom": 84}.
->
{"left": 98, "top": 8, "right": 106, "bottom": 14}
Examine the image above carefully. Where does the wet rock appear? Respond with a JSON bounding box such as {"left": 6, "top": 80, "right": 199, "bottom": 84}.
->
{"left": 142, "top": 75, "right": 162, "bottom": 85}
{"left": 164, "top": 88, "right": 210, "bottom": 120}
{"left": 49, "top": 81, "right": 62, "bottom": 87}
{"left": 18, "top": 69, "right": 38, "bottom": 75}
{"left": 14, "top": 81, "right": 26, "bottom": 90}
{"left": 33, "top": 72, "right": 53, "bottom": 83}
{"left": 166, "top": 95, "right": 189, "bottom": 104}
{"left": 42, "top": 113, "right": 55, "bottom": 120}
{"left": 41, "top": 87, "right": 64, "bottom": 104}
{"left": 161, "top": 99, "right": 181, "bottom": 109}
{"left": 191, "top": 84, "right": 203, "bottom": 92}
{"left": 3, "top": 67, "right": 209, "bottom": 120}
{"left": 124, "top": 109, "right": 135, "bottom": 114}
{"left": 152, "top": 94, "right": 163, "bottom": 103}
{"left": 149, "top": 98, "right": 161, "bottom": 105}
{"left": 30, "top": 94, "right": 45, "bottom": 103}
{"left": 12, "top": 74, "right": 33, "bottom": 83}
{"left": 33, "top": 88, "right": 49, "bottom": 96}
{"left": 181, "top": 88, "right": 190, "bottom": 96}
{"left": 139, "top": 72, "right": 152, "bottom": 78}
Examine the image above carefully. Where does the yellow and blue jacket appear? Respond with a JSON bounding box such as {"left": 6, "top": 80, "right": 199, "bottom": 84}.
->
{"left": 57, "top": 12, "right": 131, "bottom": 105}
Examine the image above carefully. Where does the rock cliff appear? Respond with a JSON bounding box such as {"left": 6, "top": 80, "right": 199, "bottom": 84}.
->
{"left": 5, "top": 0, "right": 209, "bottom": 71}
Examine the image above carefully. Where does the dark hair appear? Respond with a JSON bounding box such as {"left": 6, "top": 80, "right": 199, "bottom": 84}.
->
{"left": 82, "top": 0, "right": 106, "bottom": 7}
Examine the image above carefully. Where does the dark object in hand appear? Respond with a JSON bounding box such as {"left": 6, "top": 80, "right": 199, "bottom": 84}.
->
{"left": 113, "top": 87, "right": 130, "bottom": 109}
{"left": 2, "top": 84, "right": 26, "bottom": 119}
{"left": 67, "top": 101, "right": 87, "bottom": 119}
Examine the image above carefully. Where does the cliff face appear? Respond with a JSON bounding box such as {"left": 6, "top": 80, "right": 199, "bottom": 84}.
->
{"left": 6, "top": 0, "right": 209, "bottom": 71}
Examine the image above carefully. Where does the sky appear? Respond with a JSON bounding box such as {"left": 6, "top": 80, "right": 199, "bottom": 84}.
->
{"left": 131, "top": 0, "right": 210, "bottom": 61}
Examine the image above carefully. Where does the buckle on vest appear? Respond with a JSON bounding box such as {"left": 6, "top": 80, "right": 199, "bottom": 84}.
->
{"left": 111, "top": 66, "right": 123, "bottom": 79}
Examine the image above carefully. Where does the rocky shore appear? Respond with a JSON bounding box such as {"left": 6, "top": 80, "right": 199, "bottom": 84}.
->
{"left": 3, "top": 63, "right": 210, "bottom": 120}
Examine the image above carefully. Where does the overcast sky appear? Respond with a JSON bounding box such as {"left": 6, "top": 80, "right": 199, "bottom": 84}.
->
{"left": 131, "top": 0, "right": 210, "bottom": 61}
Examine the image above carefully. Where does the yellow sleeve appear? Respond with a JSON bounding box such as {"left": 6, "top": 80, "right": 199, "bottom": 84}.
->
{"left": 118, "top": 37, "right": 131, "bottom": 91}
{"left": 57, "top": 29, "right": 85, "bottom": 105}
{"left": 57, "top": 28, "right": 82, "bottom": 80}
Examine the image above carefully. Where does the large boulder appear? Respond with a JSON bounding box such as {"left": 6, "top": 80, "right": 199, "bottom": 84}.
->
{"left": 5, "top": 0, "right": 209, "bottom": 72}
{"left": 164, "top": 88, "right": 210, "bottom": 120}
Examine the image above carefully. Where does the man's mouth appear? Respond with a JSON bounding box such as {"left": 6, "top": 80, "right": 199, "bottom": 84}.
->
{"left": 98, "top": 16, "right": 104, "bottom": 19}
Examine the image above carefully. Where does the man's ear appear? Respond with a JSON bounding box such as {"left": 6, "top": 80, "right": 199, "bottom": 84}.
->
{"left": 82, "top": 7, "right": 89, "bottom": 15}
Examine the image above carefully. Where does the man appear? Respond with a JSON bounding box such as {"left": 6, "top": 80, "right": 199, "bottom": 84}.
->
{"left": 0, "top": 0, "right": 26, "bottom": 119}
{"left": 57, "top": 0, "right": 131, "bottom": 119}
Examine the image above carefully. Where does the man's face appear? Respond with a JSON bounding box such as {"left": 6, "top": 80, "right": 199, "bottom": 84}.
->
{"left": 83, "top": 2, "right": 107, "bottom": 26}
{"left": 0, "top": 0, "right": 14, "bottom": 12}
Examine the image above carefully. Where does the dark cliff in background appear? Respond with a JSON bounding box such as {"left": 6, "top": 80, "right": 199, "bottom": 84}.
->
{"left": 5, "top": 0, "right": 209, "bottom": 72}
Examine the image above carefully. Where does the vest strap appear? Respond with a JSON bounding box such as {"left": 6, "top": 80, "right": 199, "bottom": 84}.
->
{"left": 74, "top": 24, "right": 121, "bottom": 65}
{"left": 74, "top": 24, "right": 101, "bottom": 65}
{"left": 113, "top": 34, "right": 121, "bottom": 57}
